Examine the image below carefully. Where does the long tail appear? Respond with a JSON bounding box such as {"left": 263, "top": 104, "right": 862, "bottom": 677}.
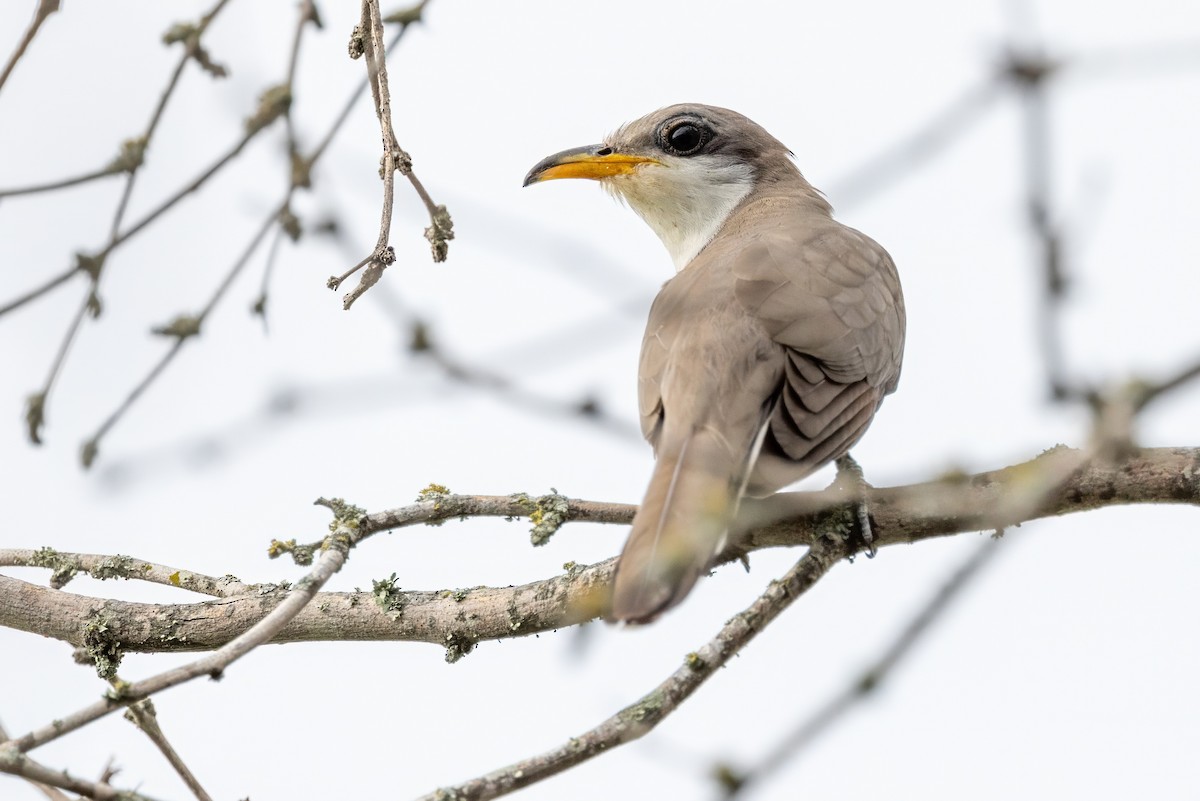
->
{"left": 611, "top": 427, "right": 742, "bottom": 623}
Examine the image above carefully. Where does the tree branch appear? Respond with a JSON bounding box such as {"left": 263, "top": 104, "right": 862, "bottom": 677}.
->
{"left": 415, "top": 536, "right": 845, "bottom": 801}
{"left": 0, "top": 717, "right": 161, "bottom": 801}
{"left": 1, "top": 501, "right": 363, "bottom": 755}
{"left": 124, "top": 699, "right": 213, "bottom": 801}
{"left": 0, "top": 0, "right": 61, "bottom": 96}
{"left": 717, "top": 535, "right": 1005, "bottom": 796}
{"left": 2, "top": 447, "right": 1195, "bottom": 659}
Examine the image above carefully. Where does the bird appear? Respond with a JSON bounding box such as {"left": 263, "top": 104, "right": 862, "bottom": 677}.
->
{"left": 523, "top": 104, "right": 905, "bottom": 623}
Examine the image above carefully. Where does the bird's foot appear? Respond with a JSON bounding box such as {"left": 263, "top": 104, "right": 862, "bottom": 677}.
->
{"left": 833, "top": 454, "right": 875, "bottom": 559}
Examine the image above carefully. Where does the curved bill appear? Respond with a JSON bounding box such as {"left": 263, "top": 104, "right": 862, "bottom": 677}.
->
{"left": 523, "top": 145, "right": 659, "bottom": 187}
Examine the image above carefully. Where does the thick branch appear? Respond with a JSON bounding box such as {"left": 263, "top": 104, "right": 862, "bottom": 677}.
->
{"left": 1, "top": 447, "right": 1195, "bottom": 657}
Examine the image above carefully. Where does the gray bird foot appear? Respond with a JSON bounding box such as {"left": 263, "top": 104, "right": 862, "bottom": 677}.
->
{"left": 833, "top": 454, "right": 875, "bottom": 559}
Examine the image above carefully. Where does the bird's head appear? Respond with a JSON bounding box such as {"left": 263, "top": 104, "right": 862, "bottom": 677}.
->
{"left": 524, "top": 104, "right": 803, "bottom": 269}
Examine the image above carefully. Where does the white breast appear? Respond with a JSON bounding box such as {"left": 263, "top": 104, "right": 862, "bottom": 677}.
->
{"left": 605, "top": 156, "right": 756, "bottom": 271}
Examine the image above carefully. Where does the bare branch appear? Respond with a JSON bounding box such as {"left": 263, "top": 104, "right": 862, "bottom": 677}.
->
{"left": 1135, "top": 354, "right": 1200, "bottom": 412}
{"left": 0, "top": 547, "right": 253, "bottom": 596}
{"left": 72, "top": 10, "right": 422, "bottom": 464}
{"left": 79, "top": 187, "right": 292, "bottom": 467}
{"left": 335, "top": 0, "right": 451, "bottom": 309}
{"left": 2, "top": 501, "right": 363, "bottom": 755}
{"left": 718, "top": 536, "right": 1004, "bottom": 796}
{"left": 124, "top": 699, "right": 213, "bottom": 801}
{"left": 0, "top": 162, "right": 126, "bottom": 200}
{"left": 0, "top": 0, "right": 61, "bottom": 96}
{"left": 0, "top": 268, "right": 80, "bottom": 318}
{"left": 10, "top": 0, "right": 236, "bottom": 449}
{"left": 828, "top": 78, "right": 1004, "bottom": 205}
{"left": 0, "top": 716, "right": 161, "bottom": 801}
{"left": 414, "top": 536, "right": 844, "bottom": 801}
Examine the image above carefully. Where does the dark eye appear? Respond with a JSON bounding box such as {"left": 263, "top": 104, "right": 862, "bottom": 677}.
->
{"left": 659, "top": 120, "right": 710, "bottom": 156}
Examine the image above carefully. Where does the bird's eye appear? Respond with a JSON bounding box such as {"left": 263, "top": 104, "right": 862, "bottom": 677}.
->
{"left": 659, "top": 120, "right": 710, "bottom": 156}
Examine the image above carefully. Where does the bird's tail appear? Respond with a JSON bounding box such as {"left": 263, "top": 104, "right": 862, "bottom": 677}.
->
{"left": 611, "top": 426, "right": 743, "bottom": 623}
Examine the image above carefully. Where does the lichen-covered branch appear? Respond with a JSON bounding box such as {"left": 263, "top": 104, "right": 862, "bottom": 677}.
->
{"left": 1, "top": 500, "right": 365, "bottom": 755}
{"left": 1, "top": 447, "right": 1195, "bottom": 661}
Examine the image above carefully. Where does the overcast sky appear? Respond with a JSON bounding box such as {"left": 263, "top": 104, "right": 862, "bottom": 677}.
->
{"left": 1, "top": 1, "right": 1198, "bottom": 799}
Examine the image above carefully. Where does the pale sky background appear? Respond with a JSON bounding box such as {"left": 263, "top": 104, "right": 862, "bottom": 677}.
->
{"left": 1, "top": 1, "right": 1199, "bottom": 799}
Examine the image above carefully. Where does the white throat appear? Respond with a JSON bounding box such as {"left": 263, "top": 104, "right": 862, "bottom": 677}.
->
{"left": 605, "top": 157, "right": 755, "bottom": 271}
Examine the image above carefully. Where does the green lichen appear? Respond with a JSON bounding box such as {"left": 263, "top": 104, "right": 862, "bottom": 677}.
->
{"left": 372, "top": 573, "right": 406, "bottom": 620}
{"left": 29, "top": 546, "right": 80, "bottom": 589}
{"left": 510, "top": 489, "right": 570, "bottom": 546}
{"left": 267, "top": 538, "right": 315, "bottom": 566}
{"left": 685, "top": 652, "right": 708, "bottom": 672}
{"left": 90, "top": 554, "right": 138, "bottom": 581}
{"left": 620, "top": 691, "right": 665, "bottom": 724}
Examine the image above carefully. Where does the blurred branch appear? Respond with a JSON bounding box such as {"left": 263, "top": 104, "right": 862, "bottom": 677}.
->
{"left": 123, "top": 699, "right": 213, "bottom": 801}
{"left": 0, "top": 161, "right": 127, "bottom": 200}
{"left": 75, "top": 6, "right": 424, "bottom": 466}
{"left": 331, "top": 0, "right": 452, "bottom": 309}
{"left": 1136, "top": 355, "right": 1200, "bottom": 411}
{"left": 17, "top": 0, "right": 235, "bottom": 447}
{"left": 1003, "top": 45, "right": 1076, "bottom": 401}
{"left": 411, "top": 319, "right": 642, "bottom": 440}
{"left": 79, "top": 200, "right": 282, "bottom": 468}
{"left": 829, "top": 78, "right": 1004, "bottom": 206}
{"left": 2, "top": 447, "right": 1195, "bottom": 658}
{"left": 416, "top": 536, "right": 845, "bottom": 801}
{"left": 717, "top": 536, "right": 1004, "bottom": 797}
{"left": 0, "top": 0, "right": 60, "bottom": 96}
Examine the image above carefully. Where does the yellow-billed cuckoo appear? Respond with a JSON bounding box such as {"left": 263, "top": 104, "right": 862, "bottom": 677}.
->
{"left": 524, "top": 104, "right": 905, "bottom": 623}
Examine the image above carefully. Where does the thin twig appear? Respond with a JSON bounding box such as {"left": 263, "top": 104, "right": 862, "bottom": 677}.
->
{"left": 3, "top": 504, "right": 360, "bottom": 755}
{"left": 0, "top": 268, "right": 79, "bottom": 318}
{"left": 414, "top": 537, "right": 844, "bottom": 801}
{"left": 16, "top": 0, "right": 235, "bottom": 447}
{"left": 1135, "top": 354, "right": 1200, "bottom": 412}
{"left": 828, "top": 78, "right": 1004, "bottom": 205}
{"left": 0, "top": 715, "right": 160, "bottom": 801}
{"left": 334, "top": 0, "right": 451, "bottom": 309}
{"left": 76, "top": 12, "right": 423, "bottom": 465}
{"left": 415, "top": 321, "right": 641, "bottom": 440}
{"left": 81, "top": 202, "right": 284, "bottom": 467}
{"left": 719, "top": 536, "right": 1005, "bottom": 796}
{"left": 124, "top": 699, "right": 214, "bottom": 801}
{"left": 0, "top": 0, "right": 61, "bottom": 96}
{"left": 1005, "top": 45, "right": 1076, "bottom": 401}
{"left": 0, "top": 163, "right": 125, "bottom": 199}
{"left": 252, "top": 0, "right": 319, "bottom": 328}
{"left": 0, "top": 547, "right": 254, "bottom": 596}
{"left": 108, "top": 105, "right": 285, "bottom": 254}
{"left": 0, "top": 719, "right": 69, "bottom": 801}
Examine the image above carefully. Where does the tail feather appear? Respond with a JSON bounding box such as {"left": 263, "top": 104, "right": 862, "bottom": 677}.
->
{"left": 611, "top": 427, "right": 740, "bottom": 623}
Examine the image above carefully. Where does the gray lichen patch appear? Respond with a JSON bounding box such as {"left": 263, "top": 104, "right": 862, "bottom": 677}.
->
{"left": 81, "top": 608, "right": 124, "bottom": 679}
{"left": 443, "top": 631, "right": 475, "bottom": 664}
{"left": 29, "top": 546, "right": 80, "bottom": 589}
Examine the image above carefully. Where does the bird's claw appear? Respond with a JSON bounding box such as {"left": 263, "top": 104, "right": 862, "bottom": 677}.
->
{"left": 834, "top": 454, "right": 876, "bottom": 558}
